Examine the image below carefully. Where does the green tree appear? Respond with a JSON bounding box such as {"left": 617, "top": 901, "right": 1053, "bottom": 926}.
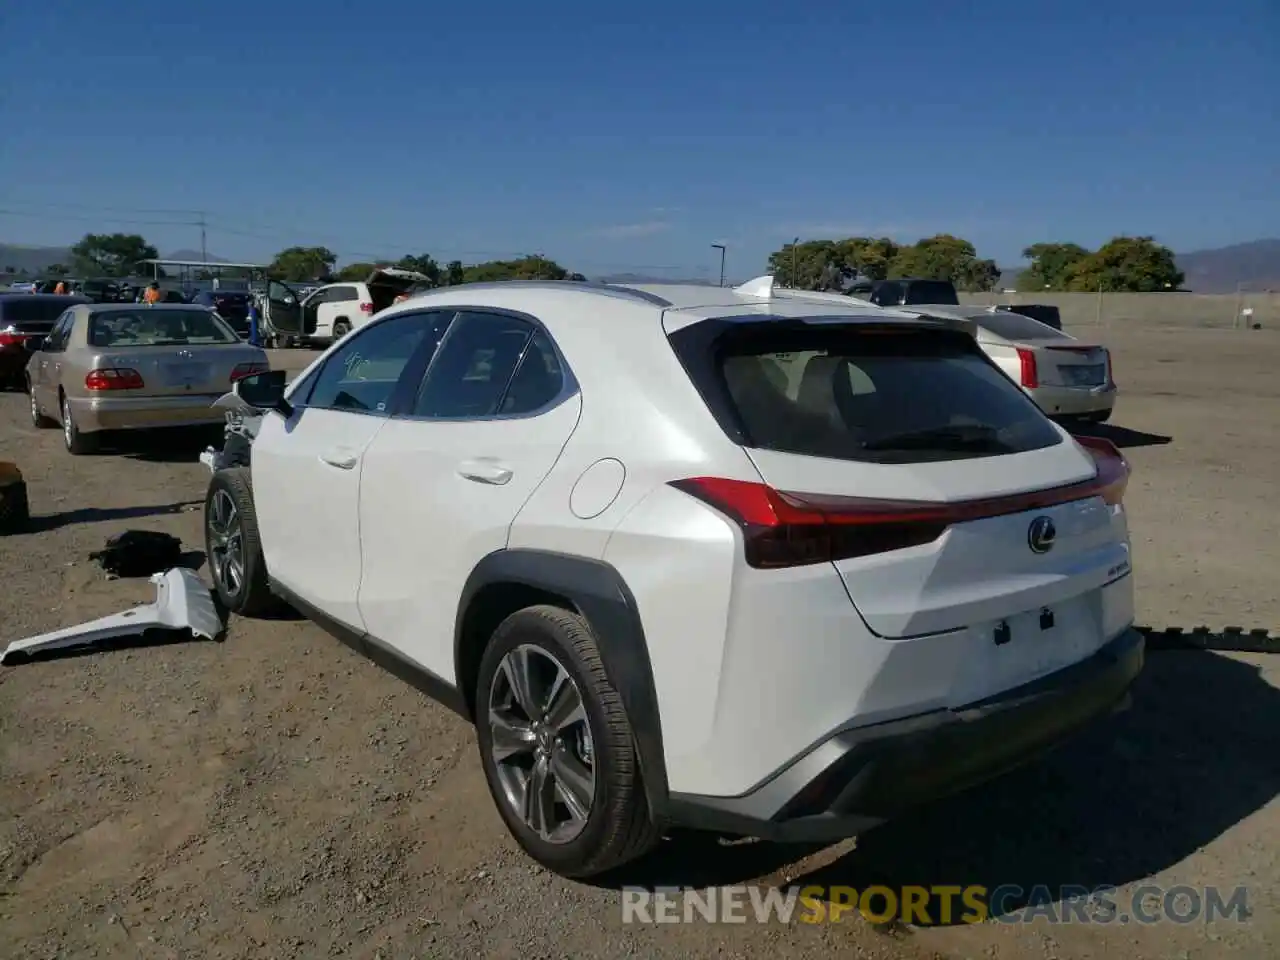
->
{"left": 1063, "top": 236, "right": 1184, "bottom": 292}
{"left": 335, "top": 261, "right": 378, "bottom": 281}
{"left": 837, "top": 237, "right": 900, "bottom": 282}
{"left": 767, "top": 240, "right": 846, "bottom": 289}
{"left": 889, "top": 234, "right": 999, "bottom": 292}
{"left": 444, "top": 260, "right": 466, "bottom": 286}
{"left": 70, "top": 233, "right": 159, "bottom": 278}
{"left": 268, "top": 246, "right": 338, "bottom": 282}
{"left": 1016, "top": 242, "right": 1090, "bottom": 292}
{"left": 462, "top": 255, "right": 569, "bottom": 283}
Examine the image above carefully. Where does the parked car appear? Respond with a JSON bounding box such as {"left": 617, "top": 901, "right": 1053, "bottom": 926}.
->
{"left": 994, "top": 302, "right": 1063, "bottom": 331}
{"left": 27, "top": 303, "right": 270, "bottom": 454}
{"left": 260, "top": 267, "right": 431, "bottom": 347}
{"left": 203, "top": 275, "right": 1141, "bottom": 879}
{"left": 0, "top": 293, "right": 92, "bottom": 390}
{"left": 190, "top": 290, "right": 253, "bottom": 338}
{"left": 878, "top": 300, "right": 1116, "bottom": 423}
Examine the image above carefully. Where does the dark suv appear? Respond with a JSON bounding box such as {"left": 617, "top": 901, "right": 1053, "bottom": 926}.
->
{"left": 0, "top": 294, "right": 91, "bottom": 389}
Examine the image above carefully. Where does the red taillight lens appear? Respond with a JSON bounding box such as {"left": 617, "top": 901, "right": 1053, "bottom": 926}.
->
{"left": 669, "top": 477, "right": 948, "bottom": 568}
{"left": 359, "top": 301, "right": 374, "bottom": 314}
{"left": 0, "top": 332, "right": 26, "bottom": 347}
{"left": 230, "top": 362, "right": 269, "bottom": 382}
{"left": 85, "top": 367, "right": 144, "bottom": 391}
{"left": 1016, "top": 347, "right": 1039, "bottom": 387}
{"left": 1074, "top": 435, "right": 1129, "bottom": 505}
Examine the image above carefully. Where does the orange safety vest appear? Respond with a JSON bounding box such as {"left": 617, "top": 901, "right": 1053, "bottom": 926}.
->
{"left": 144, "top": 287, "right": 162, "bottom": 304}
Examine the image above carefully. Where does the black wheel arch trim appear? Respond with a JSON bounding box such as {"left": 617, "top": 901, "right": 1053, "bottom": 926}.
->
{"left": 455, "top": 548, "right": 670, "bottom": 815}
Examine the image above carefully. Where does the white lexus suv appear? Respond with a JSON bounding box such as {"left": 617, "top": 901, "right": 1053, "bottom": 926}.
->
{"left": 205, "top": 275, "right": 1143, "bottom": 879}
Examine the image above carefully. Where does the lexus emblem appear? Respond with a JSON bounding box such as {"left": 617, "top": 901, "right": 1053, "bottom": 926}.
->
{"left": 1028, "top": 516, "right": 1056, "bottom": 554}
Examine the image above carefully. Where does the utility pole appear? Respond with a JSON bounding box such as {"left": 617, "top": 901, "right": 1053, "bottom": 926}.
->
{"left": 198, "top": 211, "right": 207, "bottom": 263}
{"left": 791, "top": 237, "right": 799, "bottom": 288}
{"left": 711, "top": 243, "right": 726, "bottom": 287}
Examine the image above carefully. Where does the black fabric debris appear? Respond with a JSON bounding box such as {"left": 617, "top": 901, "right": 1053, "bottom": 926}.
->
{"left": 89, "top": 530, "right": 183, "bottom": 578}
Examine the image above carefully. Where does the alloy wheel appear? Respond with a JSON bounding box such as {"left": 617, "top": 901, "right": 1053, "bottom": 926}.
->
{"left": 487, "top": 644, "right": 596, "bottom": 844}
{"left": 207, "top": 489, "right": 245, "bottom": 597}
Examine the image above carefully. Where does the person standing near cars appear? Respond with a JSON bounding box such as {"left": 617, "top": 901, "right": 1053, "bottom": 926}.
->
{"left": 143, "top": 282, "right": 162, "bottom": 305}
{"left": 53, "top": 280, "right": 67, "bottom": 295}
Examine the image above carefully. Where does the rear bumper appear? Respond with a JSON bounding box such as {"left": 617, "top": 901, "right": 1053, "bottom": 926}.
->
{"left": 1028, "top": 383, "right": 1116, "bottom": 417}
{"left": 665, "top": 627, "right": 1144, "bottom": 842}
{"left": 70, "top": 393, "right": 226, "bottom": 433}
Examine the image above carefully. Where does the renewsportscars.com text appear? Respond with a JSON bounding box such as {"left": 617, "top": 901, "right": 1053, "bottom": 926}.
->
{"left": 620, "top": 884, "right": 1252, "bottom": 926}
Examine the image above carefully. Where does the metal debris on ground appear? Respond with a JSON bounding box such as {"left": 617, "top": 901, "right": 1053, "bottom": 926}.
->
{"left": 1, "top": 568, "right": 223, "bottom": 665}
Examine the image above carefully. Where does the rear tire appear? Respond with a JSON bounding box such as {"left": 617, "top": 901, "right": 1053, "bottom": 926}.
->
{"left": 61, "top": 393, "right": 98, "bottom": 455}
{"left": 204, "top": 467, "right": 277, "bottom": 617}
{"left": 29, "top": 383, "right": 55, "bottom": 428}
{"left": 332, "top": 319, "right": 351, "bottom": 339}
{"left": 475, "top": 605, "right": 660, "bottom": 879}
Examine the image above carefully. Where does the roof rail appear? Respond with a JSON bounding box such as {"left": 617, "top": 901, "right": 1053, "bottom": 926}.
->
{"left": 410, "top": 279, "right": 673, "bottom": 308}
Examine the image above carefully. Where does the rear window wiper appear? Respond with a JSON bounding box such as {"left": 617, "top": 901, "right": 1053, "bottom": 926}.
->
{"left": 862, "top": 424, "right": 1016, "bottom": 452}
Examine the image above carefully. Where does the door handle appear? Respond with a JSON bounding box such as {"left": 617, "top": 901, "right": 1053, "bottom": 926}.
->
{"left": 457, "top": 460, "right": 513, "bottom": 485}
{"left": 319, "top": 449, "right": 359, "bottom": 470}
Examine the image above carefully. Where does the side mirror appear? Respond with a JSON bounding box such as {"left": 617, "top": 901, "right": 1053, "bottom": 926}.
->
{"left": 233, "top": 369, "right": 293, "bottom": 417}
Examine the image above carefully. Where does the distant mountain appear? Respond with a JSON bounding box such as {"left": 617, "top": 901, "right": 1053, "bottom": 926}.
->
{"left": 0, "top": 243, "right": 72, "bottom": 274}
{"left": 1176, "top": 239, "right": 1280, "bottom": 293}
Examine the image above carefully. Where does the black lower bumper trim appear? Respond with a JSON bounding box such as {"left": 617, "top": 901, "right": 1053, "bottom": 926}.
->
{"left": 667, "top": 627, "right": 1145, "bottom": 842}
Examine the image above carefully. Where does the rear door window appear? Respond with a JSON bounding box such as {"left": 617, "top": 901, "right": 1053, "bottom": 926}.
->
{"left": 700, "top": 325, "right": 1063, "bottom": 463}
{"left": 411, "top": 311, "right": 537, "bottom": 418}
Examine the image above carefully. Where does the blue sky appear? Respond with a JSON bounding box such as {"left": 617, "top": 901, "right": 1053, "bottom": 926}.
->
{"left": 2, "top": 0, "right": 1276, "bottom": 278}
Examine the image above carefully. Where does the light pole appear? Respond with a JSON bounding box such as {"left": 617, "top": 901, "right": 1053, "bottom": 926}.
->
{"left": 711, "top": 244, "right": 726, "bottom": 287}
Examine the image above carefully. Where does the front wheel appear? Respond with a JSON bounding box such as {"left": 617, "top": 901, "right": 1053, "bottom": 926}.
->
{"left": 205, "top": 467, "right": 276, "bottom": 617}
{"left": 475, "top": 605, "right": 660, "bottom": 878}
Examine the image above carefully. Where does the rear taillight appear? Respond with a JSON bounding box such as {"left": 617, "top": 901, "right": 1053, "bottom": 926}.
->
{"left": 230, "top": 362, "right": 269, "bottom": 382}
{"left": 0, "top": 331, "right": 26, "bottom": 347}
{"left": 1016, "top": 348, "right": 1038, "bottom": 387}
{"left": 85, "top": 368, "right": 144, "bottom": 391}
{"left": 1074, "top": 435, "right": 1129, "bottom": 505}
{"left": 671, "top": 460, "right": 1134, "bottom": 569}
{"left": 359, "top": 301, "right": 374, "bottom": 314}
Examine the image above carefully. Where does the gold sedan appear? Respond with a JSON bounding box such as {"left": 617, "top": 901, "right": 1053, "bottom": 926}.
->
{"left": 26, "top": 303, "right": 270, "bottom": 455}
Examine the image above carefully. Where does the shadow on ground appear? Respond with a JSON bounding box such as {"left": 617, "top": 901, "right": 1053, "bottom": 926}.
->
{"left": 103, "top": 426, "right": 223, "bottom": 464}
{"left": 597, "top": 647, "right": 1279, "bottom": 922}
{"left": 1071, "top": 422, "right": 1172, "bottom": 449}
{"left": 26, "top": 500, "right": 202, "bottom": 532}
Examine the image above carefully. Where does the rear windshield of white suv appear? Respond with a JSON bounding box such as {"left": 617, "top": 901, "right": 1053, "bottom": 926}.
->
{"left": 708, "top": 325, "right": 1063, "bottom": 463}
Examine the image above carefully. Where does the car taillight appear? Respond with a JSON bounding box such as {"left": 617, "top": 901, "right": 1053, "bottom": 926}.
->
{"left": 230, "top": 362, "right": 269, "bottom": 382}
{"left": 85, "top": 368, "right": 144, "bottom": 391}
{"left": 0, "top": 331, "right": 26, "bottom": 347}
{"left": 1074, "top": 435, "right": 1129, "bottom": 506}
{"left": 671, "top": 462, "right": 1134, "bottom": 569}
{"left": 359, "top": 301, "right": 374, "bottom": 314}
{"left": 1016, "top": 348, "right": 1038, "bottom": 388}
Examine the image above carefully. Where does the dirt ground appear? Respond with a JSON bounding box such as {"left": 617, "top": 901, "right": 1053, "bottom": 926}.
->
{"left": 1, "top": 323, "right": 1277, "bottom": 959}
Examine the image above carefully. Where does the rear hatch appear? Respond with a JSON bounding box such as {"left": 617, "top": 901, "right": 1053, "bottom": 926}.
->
{"left": 365, "top": 266, "right": 430, "bottom": 313}
{"left": 87, "top": 307, "right": 267, "bottom": 398}
{"left": 666, "top": 318, "right": 1130, "bottom": 641}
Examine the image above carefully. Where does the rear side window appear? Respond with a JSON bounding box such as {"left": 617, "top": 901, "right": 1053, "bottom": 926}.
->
{"left": 694, "top": 325, "right": 1062, "bottom": 464}
{"left": 412, "top": 311, "right": 536, "bottom": 418}
{"left": 329, "top": 286, "right": 359, "bottom": 302}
